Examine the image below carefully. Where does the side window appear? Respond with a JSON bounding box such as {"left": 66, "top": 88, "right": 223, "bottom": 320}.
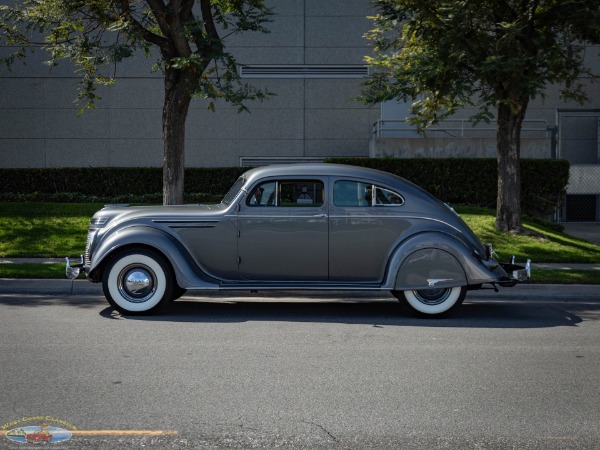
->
{"left": 334, "top": 181, "right": 404, "bottom": 207}
{"left": 248, "top": 182, "right": 277, "bottom": 206}
{"left": 334, "top": 181, "right": 370, "bottom": 207}
{"left": 374, "top": 186, "right": 404, "bottom": 206}
{"left": 248, "top": 180, "right": 324, "bottom": 207}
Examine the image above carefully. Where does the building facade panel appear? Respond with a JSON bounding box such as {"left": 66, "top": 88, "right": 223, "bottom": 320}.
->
{"left": 0, "top": 139, "right": 46, "bottom": 168}
{"left": 45, "top": 139, "right": 111, "bottom": 167}
{"left": 0, "top": 78, "right": 44, "bottom": 108}
{"left": 304, "top": 79, "right": 368, "bottom": 109}
{"left": 107, "top": 78, "right": 163, "bottom": 109}
{"left": 225, "top": 16, "right": 304, "bottom": 48}
{"left": 237, "top": 109, "right": 305, "bottom": 140}
{"left": 305, "top": 16, "right": 372, "bottom": 49}
{"left": 109, "top": 139, "right": 163, "bottom": 167}
{"left": 305, "top": 109, "right": 372, "bottom": 140}
{"left": 305, "top": 0, "right": 372, "bottom": 16}
{"left": 304, "top": 138, "right": 371, "bottom": 157}
{"left": 186, "top": 139, "right": 239, "bottom": 167}
{"left": 45, "top": 109, "right": 110, "bottom": 139}
{"left": 109, "top": 109, "right": 162, "bottom": 139}
{"left": 0, "top": 110, "right": 45, "bottom": 139}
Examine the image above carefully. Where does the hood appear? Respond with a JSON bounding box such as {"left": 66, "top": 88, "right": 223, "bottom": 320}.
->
{"left": 90, "top": 203, "right": 228, "bottom": 229}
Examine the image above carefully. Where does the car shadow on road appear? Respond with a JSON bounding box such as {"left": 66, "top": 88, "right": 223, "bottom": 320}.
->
{"left": 99, "top": 296, "right": 596, "bottom": 329}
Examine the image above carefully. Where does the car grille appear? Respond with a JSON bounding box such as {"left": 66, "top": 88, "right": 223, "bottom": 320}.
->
{"left": 84, "top": 229, "right": 96, "bottom": 266}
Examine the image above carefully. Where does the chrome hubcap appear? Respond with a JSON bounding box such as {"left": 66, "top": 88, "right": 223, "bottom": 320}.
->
{"left": 118, "top": 265, "right": 157, "bottom": 303}
{"left": 413, "top": 288, "right": 451, "bottom": 306}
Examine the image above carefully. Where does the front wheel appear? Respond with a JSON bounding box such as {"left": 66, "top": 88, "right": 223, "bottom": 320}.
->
{"left": 102, "top": 248, "right": 174, "bottom": 315}
{"left": 392, "top": 286, "right": 466, "bottom": 317}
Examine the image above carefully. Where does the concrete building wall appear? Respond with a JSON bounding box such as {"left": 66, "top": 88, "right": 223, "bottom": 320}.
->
{"left": 0, "top": 0, "right": 376, "bottom": 168}
{"left": 370, "top": 138, "right": 551, "bottom": 159}
{"left": 1, "top": 1, "right": 599, "bottom": 175}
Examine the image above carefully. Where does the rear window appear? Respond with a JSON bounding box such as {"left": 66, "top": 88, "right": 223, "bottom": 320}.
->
{"left": 334, "top": 181, "right": 404, "bottom": 207}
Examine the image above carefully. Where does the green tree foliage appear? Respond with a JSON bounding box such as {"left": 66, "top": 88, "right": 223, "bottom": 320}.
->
{"left": 0, "top": 0, "right": 273, "bottom": 205}
{"left": 362, "top": 0, "right": 600, "bottom": 232}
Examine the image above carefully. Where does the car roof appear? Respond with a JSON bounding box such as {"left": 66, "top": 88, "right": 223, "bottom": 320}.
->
{"left": 242, "top": 163, "right": 404, "bottom": 186}
{"left": 240, "top": 163, "right": 445, "bottom": 205}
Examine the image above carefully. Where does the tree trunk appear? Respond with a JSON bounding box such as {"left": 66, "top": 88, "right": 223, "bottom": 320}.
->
{"left": 162, "top": 66, "right": 196, "bottom": 205}
{"left": 495, "top": 98, "right": 528, "bottom": 232}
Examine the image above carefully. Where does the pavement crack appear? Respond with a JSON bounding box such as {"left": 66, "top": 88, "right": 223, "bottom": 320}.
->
{"left": 303, "top": 420, "right": 338, "bottom": 443}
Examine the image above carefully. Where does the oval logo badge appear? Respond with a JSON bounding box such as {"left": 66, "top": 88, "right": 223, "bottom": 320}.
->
{"left": 5, "top": 425, "right": 73, "bottom": 444}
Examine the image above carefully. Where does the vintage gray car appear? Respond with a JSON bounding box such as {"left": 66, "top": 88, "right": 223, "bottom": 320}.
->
{"left": 66, "top": 163, "right": 530, "bottom": 316}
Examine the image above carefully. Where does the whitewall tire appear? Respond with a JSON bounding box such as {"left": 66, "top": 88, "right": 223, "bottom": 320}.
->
{"left": 393, "top": 286, "right": 466, "bottom": 317}
{"left": 102, "top": 249, "right": 174, "bottom": 315}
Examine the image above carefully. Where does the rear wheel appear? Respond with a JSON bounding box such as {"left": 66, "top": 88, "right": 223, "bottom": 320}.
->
{"left": 392, "top": 286, "right": 466, "bottom": 317}
{"left": 102, "top": 248, "right": 174, "bottom": 315}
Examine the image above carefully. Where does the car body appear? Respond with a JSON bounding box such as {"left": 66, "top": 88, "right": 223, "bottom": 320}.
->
{"left": 66, "top": 163, "right": 530, "bottom": 316}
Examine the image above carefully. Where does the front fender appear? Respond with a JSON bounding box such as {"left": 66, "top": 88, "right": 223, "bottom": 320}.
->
{"left": 88, "top": 226, "right": 218, "bottom": 289}
{"left": 385, "top": 232, "right": 503, "bottom": 291}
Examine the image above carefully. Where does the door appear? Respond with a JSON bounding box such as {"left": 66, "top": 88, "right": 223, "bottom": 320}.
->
{"left": 237, "top": 178, "right": 328, "bottom": 281}
{"left": 329, "top": 179, "right": 411, "bottom": 282}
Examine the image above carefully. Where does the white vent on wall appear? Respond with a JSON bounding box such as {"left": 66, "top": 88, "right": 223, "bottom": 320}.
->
{"left": 239, "top": 65, "right": 369, "bottom": 79}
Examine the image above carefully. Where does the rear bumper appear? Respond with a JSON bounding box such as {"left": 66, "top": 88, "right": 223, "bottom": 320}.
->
{"left": 498, "top": 259, "right": 531, "bottom": 287}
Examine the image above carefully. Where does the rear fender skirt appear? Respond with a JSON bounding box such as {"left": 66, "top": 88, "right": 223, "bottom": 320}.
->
{"left": 396, "top": 248, "right": 466, "bottom": 290}
{"left": 384, "top": 232, "right": 505, "bottom": 290}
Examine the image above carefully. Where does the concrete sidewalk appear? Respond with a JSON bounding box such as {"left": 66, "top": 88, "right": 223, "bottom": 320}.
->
{"left": 563, "top": 223, "right": 600, "bottom": 246}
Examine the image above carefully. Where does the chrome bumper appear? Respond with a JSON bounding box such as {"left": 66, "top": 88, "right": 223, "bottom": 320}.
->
{"left": 499, "top": 258, "right": 531, "bottom": 286}
{"left": 65, "top": 255, "right": 85, "bottom": 280}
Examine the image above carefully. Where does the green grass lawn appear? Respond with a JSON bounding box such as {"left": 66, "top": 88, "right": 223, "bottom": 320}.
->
{"left": 0, "top": 263, "right": 70, "bottom": 279}
{"left": 456, "top": 205, "right": 600, "bottom": 263}
{"left": 0, "top": 203, "right": 101, "bottom": 257}
{"left": 0, "top": 202, "right": 599, "bottom": 282}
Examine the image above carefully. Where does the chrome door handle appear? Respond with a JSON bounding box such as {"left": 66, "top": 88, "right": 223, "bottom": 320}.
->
{"left": 313, "top": 214, "right": 328, "bottom": 218}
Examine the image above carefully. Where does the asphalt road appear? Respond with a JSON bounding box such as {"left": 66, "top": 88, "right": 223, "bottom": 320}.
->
{"left": 1, "top": 285, "right": 599, "bottom": 449}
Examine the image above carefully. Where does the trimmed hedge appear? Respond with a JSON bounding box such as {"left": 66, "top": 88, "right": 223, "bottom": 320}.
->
{"left": 0, "top": 167, "right": 246, "bottom": 197}
{"left": 326, "top": 158, "right": 569, "bottom": 218}
{"left": 0, "top": 158, "right": 569, "bottom": 217}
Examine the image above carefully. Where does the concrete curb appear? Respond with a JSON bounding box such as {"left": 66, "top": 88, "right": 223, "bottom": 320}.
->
{"left": 0, "top": 279, "right": 103, "bottom": 295}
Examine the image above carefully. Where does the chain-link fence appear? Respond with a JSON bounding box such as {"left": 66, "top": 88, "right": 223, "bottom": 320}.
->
{"left": 558, "top": 110, "right": 600, "bottom": 222}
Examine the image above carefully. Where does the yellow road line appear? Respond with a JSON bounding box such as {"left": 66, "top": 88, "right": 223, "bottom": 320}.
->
{"left": 70, "top": 430, "right": 178, "bottom": 436}
{"left": 540, "top": 436, "right": 578, "bottom": 441}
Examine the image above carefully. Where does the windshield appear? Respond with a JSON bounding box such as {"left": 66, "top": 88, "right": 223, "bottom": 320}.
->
{"left": 222, "top": 176, "right": 246, "bottom": 205}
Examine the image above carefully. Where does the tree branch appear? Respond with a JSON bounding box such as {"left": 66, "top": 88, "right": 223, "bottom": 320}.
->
{"left": 146, "top": 0, "right": 172, "bottom": 41}
{"left": 178, "top": 0, "right": 195, "bottom": 23}
{"left": 119, "top": 0, "right": 168, "bottom": 49}
{"left": 200, "top": 0, "right": 220, "bottom": 42}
